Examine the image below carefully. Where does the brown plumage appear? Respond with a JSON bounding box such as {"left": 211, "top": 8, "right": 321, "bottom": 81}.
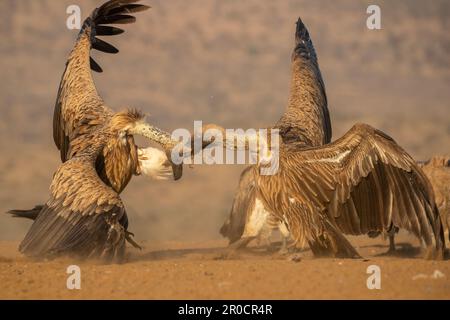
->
{"left": 52, "top": 0, "right": 174, "bottom": 192}
{"left": 8, "top": 1, "right": 186, "bottom": 262}
{"left": 209, "top": 123, "right": 445, "bottom": 259}
{"left": 275, "top": 18, "right": 331, "bottom": 146}
{"left": 19, "top": 109, "right": 180, "bottom": 262}
{"left": 418, "top": 155, "right": 450, "bottom": 247}
{"left": 370, "top": 155, "right": 450, "bottom": 252}
{"left": 220, "top": 18, "right": 331, "bottom": 246}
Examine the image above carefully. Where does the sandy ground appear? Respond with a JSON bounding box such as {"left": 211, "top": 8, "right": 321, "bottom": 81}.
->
{"left": 0, "top": 233, "right": 449, "bottom": 300}
{"left": 1, "top": 0, "right": 449, "bottom": 301}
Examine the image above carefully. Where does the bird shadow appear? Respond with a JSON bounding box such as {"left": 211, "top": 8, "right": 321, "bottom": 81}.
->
{"left": 358, "top": 242, "right": 446, "bottom": 259}
{"left": 130, "top": 246, "right": 224, "bottom": 262}
{"left": 129, "top": 243, "right": 292, "bottom": 262}
{"left": 129, "top": 241, "right": 448, "bottom": 262}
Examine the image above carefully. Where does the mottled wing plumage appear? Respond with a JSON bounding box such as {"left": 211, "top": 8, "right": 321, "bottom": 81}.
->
{"left": 257, "top": 124, "right": 444, "bottom": 258}
{"left": 222, "top": 17, "right": 332, "bottom": 244}
{"left": 53, "top": 0, "right": 149, "bottom": 162}
{"left": 19, "top": 155, "right": 127, "bottom": 261}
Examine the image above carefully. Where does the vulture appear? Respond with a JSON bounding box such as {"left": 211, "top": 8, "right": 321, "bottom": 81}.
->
{"left": 203, "top": 123, "right": 446, "bottom": 259}
{"left": 220, "top": 18, "right": 332, "bottom": 249}
{"left": 418, "top": 156, "right": 449, "bottom": 247}
{"left": 7, "top": 0, "right": 190, "bottom": 262}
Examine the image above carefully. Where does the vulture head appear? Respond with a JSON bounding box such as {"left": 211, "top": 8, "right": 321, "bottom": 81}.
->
{"left": 111, "top": 109, "right": 184, "bottom": 180}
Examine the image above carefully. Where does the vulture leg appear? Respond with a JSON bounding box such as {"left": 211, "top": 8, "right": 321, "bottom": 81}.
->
{"left": 278, "top": 236, "right": 289, "bottom": 255}
{"left": 216, "top": 236, "right": 256, "bottom": 260}
{"left": 229, "top": 236, "right": 257, "bottom": 250}
{"left": 100, "top": 216, "right": 126, "bottom": 263}
{"left": 278, "top": 221, "right": 291, "bottom": 254}
{"left": 388, "top": 233, "right": 396, "bottom": 253}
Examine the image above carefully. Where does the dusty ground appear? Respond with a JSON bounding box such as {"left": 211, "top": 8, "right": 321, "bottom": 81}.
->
{"left": 1, "top": 233, "right": 449, "bottom": 300}
{"left": 0, "top": 0, "right": 449, "bottom": 300}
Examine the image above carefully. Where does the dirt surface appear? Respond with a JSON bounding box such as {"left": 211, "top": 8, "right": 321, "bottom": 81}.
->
{"left": 1, "top": 0, "right": 450, "bottom": 300}
{"left": 1, "top": 233, "right": 449, "bottom": 300}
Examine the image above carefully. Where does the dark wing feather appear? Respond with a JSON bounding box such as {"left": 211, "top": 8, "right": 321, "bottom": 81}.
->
{"left": 90, "top": 57, "right": 103, "bottom": 72}
{"left": 109, "top": 4, "right": 150, "bottom": 15}
{"left": 54, "top": 0, "right": 149, "bottom": 162}
{"left": 95, "top": 25, "right": 124, "bottom": 36}
{"left": 19, "top": 156, "right": 126, "bottom": 262}
{"left": 96, "top": 14, "right": 137, "bottom": 25}
{"left": 263, "top": 123, "right": 444, "bottom": 258}
{"left": 92, "top": 37, "right": 119, "bottom": 54}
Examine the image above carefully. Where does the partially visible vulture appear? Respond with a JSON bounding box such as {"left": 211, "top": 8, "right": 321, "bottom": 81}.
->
{"left": 220, "top": 18, "right": 332, "bottom": 249}
{"left": 419, "top": 155, "right": 449, "bottom": 247}
{"left": 204, "top": 123, "right": 446, "bottom": 259}
{"left": 7, "top": 0, "right": 189, "bottom": 262}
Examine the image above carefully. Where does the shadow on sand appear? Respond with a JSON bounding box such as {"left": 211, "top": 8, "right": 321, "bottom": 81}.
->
{"left": 129, "top": 241, "right": 448, "bottom": 262}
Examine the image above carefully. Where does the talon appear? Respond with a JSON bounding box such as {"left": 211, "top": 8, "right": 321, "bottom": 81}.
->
{"left": 125, "top": 232, "right": 142, "bottom": 250}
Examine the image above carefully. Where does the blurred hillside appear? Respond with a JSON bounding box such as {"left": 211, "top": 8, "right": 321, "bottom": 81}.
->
{"left": 0, "top": 0, "right": 449, "bottom": 241}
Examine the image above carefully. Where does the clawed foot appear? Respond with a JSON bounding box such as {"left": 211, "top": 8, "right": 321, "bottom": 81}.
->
{"left": 125, "top": 231, "right": 142, "bottom": 250}
{"left": 99, "top": 222, "right": 126, "bottom": 263}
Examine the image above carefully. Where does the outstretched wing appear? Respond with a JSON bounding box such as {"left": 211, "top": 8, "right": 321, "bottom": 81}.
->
{"left": 258, "top": 123, "right": 444, "bottom": 257}
{"left": 275, "top": 17, "right": 331, "bottom": 147}
{"left": 54, "top": 0, "right": 150, "bottom": 161}
{"left": 19, "top": 155, "right": 127, "bottom": 261}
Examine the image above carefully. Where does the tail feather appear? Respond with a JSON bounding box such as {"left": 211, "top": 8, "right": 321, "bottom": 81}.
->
{"left": 7, "top": 205, "right": 43, "bottom": 221}
{"left": 81, "top": 0, "right": 150, "bottom": 73}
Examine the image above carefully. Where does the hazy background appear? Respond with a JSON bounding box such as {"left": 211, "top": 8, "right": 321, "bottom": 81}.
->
{"left": 0, "top": 0, "right": 449, "bottom": 242}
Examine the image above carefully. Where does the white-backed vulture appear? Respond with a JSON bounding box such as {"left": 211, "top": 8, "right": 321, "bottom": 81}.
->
{"left": 207, "top": 123, "right": 445, "bottom": 259}
{"left": 220, "top": 18, "right": 332, "bottom": 248}
{"left": 19, "top": 110, "right": 181, "bottom": 262}
{"left": 7, "top": 0, "right": 190, "bottom": 262}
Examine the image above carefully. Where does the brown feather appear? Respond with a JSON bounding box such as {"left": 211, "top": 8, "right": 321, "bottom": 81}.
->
{"left": 221, "top": 18, "right": 331, "bottom": 244}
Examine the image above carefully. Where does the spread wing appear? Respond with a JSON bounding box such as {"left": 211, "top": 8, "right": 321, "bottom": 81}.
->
{"left": 19, "top": 155, "right": 127, "bottom": 261}
{"left": 258, "top": 123, "right": 445, "bottom": 256}
{"left": 221, "top": 18, "right": 332, "bottom": 243}
{"left": 54, "top": 0, "right": 150, "bottom": 161}
{"left": 275, "top": 18, "right": 331, "bottom": 147}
